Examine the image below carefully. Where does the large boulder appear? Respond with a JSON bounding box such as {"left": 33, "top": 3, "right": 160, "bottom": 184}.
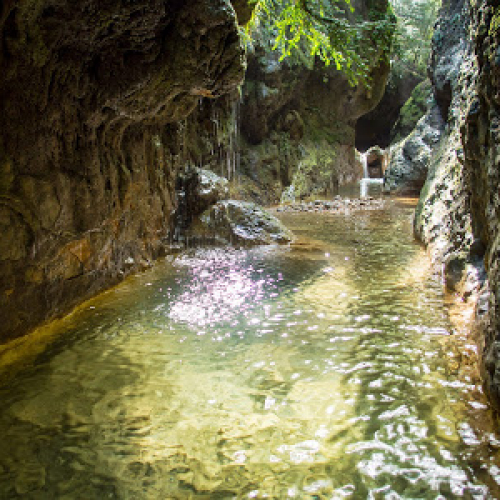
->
{"left": 193, "top": 200, "right": 294, "bottom": 245}
{"left": 175, "top": 166, "right": 230, "bottom": 234}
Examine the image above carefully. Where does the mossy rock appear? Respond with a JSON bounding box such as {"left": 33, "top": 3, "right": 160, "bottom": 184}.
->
{"left": 391, "top": 80, "right": 432, "bottom": 144}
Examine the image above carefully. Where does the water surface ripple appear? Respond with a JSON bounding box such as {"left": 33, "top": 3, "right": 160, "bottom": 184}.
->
{"left": 0, "top": 203, "right": 499, "bottom": 499}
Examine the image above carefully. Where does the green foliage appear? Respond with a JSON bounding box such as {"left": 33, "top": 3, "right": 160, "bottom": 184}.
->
{"left": 390, "top": 0, "right": 440, "bottom": 77}
{"left": 247, "top": 0, "right": 396, "bottom": 86}
{"left": 489, "top": 7, "right": 500, "bottom": 36}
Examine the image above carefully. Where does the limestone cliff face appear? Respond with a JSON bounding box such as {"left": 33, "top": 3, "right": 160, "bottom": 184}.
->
{"left": 391, "top": 0, "right": 500, "bottom": 409}
{"left": 355, "top": 69, "right": 424, "bottom": 151}
{"left": 463, "top": 0, "right": 500, "bottom": 408}
{"left": 235, "top": 47, "right": 390, "bottom": 203}
{"left": 384, "top": 0, "right": 472, "bottom": 198}
{"left": 413, "top": 0, "right": 476, "bottom": 258}
{"left": 151, "top": 1, "right": 394, "bottom": 206}
{"left": 211, "top": 0, "right": 395, "bottom": 204}
{"left": 0, "top": 0, "right": 245, "bottom": 341}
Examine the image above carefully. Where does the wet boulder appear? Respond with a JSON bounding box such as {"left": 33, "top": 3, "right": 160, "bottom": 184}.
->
{"left": 197, "top": 169, "right": 230, "bottom": 207}
{"left": 176, "top": 166, "right": 230, "bottom": 234}
{"left": 194, "top": 200, "right": 293, "bottom": 245}
{"left": 181, "top": 166, "right": 230, "bottom": 212}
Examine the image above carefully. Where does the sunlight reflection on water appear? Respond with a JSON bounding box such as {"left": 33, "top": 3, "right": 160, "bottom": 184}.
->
{"left": 168, "top": 250, "right": 281, "bottom": 328}
{"left": 0, "top": 203, "right": 499, "bottom": 499}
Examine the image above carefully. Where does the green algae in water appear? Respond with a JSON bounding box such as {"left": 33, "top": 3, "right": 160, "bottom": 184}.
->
{"left": 0, "top": 202, "right": 499, "bottom": 499}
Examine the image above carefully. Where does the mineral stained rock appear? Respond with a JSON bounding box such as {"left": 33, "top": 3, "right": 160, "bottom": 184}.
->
{"left": 0, "top": 0, "right": 246, "bottom": 341}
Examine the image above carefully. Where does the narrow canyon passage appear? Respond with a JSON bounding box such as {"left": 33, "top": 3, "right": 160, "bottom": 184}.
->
{"left": 0, "top": 198, "right": 498, "bottom": 498}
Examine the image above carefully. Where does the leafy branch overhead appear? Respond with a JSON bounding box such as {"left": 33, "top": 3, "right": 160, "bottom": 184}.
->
{"left": 247, "top": 0, "right": 396, "bottom": 86}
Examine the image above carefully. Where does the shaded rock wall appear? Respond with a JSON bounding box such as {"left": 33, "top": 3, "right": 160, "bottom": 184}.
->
{"left": 159, "top": 0, "right": 394, "bottom": 207}
{"left": 206, "top": 0, "right": 395, "bottom": 204}
{"left": 463, "top": 0, "right": 500, "bottom": 408}
{"left": 384, "top": 99, "right": 444, "bottom": 194}
{"left": 237, "top": 51, "right": 390, "bottom": 203}
{"left": 234, "top": 37, "right": 391, "bottom": 203}
{"left": 413, "top": 0, "right": 479, "bottom": 287}
{"left": 355, "top": 68, "right": 423, "bottom": 151}
{"left": 0, "top": 0, "right": 245, "bottom": 341}
{"left": 392, "top": 0, "right": 500, "bottom": 409}
{"left": 390, "top": 79, "right": 433, "bottom": 144}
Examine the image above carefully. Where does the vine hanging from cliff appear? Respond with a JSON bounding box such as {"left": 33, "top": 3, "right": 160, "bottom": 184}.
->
{"left": 246, "top": 0, "right": 396, "bottom": 86}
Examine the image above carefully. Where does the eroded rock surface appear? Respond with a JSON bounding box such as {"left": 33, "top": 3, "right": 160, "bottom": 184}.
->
{"left": 0, "top": 0, "right": 245, "bottom": 341}
{"left": 235, "top": 38, "right": 390, "bottom": 203}
{"left": 462, "top": 0, "right": 500, "bottom": 408}
{"left": 182, "top": 0, "right": 396, "bottom": 205}
{"left": 413, "top": 0, "right": 477, "bottom": 260}
{"left": 355, "top": 68, "right": 424, "bottom": 150}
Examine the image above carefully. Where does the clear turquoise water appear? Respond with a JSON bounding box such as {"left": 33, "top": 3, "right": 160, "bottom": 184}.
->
{"left": 0, "top": 201, "right": 499, "bottom": 499}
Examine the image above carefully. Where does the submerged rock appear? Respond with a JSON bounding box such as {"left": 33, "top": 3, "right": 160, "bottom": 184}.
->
{"left": 194, "top": 200, "right": 293, "bottom": 246}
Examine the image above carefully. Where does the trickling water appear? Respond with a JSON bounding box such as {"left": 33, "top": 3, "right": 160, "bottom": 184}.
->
{"left": 211, "top": 98, "right": 240, "bottom": 182}
{"left": 226, "top": 98, "right": 240, "bottom": 182}
{"left": 359, "top": 151, "right": 385, "bottom": 198}
{"left": 0, "top": 201, "right": 499, "bottom": 499}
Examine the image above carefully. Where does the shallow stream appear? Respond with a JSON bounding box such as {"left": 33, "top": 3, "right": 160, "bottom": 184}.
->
{"left": 1, "top": 199, "right": 499, "bottom": 499}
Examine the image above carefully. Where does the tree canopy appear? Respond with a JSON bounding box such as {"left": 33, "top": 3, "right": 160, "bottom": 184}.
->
{"left": 390, "top": 0, "right": 440, "bottom": 77}
{"left": 246, "top": 0, "right": 396, "bottom": 86}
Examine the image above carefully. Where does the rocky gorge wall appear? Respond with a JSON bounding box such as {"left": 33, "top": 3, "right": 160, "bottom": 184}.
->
{"left": 0, "top": 0, "right": 394, "bottom": 343}
{"left": 0, "top": 0, "right": 246, "bottom": 342}
{"left": 177, "top": 0, "right": 395, "bottom": 205}
{"left": 384, "top": 0, "right": 500, "bottom": 410}
{"left": 235, "top": 44, "right": 389, "bottom": 204}
{"left": 234, "top": 3, "right": 393, "bottom": 204}
{"left": 463, "top": 0, "right": 500, "bottom": 408}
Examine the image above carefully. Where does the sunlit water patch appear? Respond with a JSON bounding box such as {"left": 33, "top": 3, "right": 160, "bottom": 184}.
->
{"left": 0, "top": 202, "right": 499, "bottom": 499}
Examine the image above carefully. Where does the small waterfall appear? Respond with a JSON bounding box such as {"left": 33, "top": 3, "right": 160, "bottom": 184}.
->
{"left": 360, "top": 152, "right": 369, "bottom": 179}
{"left": 359, "top": 149, "right": 384, "bottom": 198}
